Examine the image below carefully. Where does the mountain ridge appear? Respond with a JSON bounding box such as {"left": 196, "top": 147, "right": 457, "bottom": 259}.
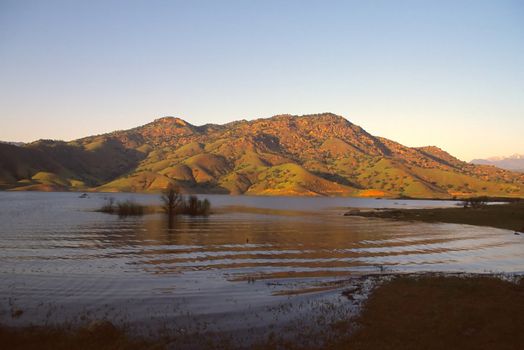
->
{"left": 1, "top": 113, "right": 523, "bottom": 198}
{"left": 471, "top": 154, "right": 524, "bottom": 173}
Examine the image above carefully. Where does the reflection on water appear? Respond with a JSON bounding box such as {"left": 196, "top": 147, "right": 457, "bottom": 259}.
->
{"left": 0, "top": 192, "right": 523, "bottom": 334}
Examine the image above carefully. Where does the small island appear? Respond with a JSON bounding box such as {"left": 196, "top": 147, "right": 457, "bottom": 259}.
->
{"left": 98, "top": 185, "right": 211, "bottom": 217}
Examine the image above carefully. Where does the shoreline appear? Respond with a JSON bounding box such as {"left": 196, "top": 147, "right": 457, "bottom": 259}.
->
{"left": 1, "top": 189, "right": 523, "bottom": 202}
{"left": 2, "top": 272, "right": 522, "bottom": 350}
{"left": 345, "top": 201, "right": 524, "bottom": 232}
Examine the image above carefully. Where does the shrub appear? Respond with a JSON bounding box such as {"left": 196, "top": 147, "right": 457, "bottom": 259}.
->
{"left": 116, "top": 200, "right": 144, "bottom": 216}
{"left": 183, "top": 196, "right": 210, "bottom": 216}
{"left": 100, "top": 197, "right": 116, "bottom": 213}
{"left": 160, "top": 185, "right": 211, "bottom": 217}
{"left": 461, "top": 196, "right": 488, "bottom": 209}
{"left": 99, "top": 198, "right": 144, "bottom": 216}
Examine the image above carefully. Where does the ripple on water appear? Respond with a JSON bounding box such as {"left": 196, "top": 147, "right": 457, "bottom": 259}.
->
{"left": 0, "top": 192, "right": 522, "bottom": 330}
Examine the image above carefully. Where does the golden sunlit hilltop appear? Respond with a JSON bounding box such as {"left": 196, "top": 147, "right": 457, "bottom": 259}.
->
{"left": 1, "top": 113, "right": 523, "bottom": 198}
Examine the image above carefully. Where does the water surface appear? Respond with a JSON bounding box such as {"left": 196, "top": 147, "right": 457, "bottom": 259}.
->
{"left": 1, "top": 192, "right": 522, "bottom": 343}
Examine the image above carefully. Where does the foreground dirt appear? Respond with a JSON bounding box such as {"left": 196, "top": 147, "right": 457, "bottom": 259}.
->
{"left": 2, "top": 275, "right": 523, "bottom": 350}
{"left": 346, "top": 201, "right": 524, "bottom": 231}
{"left": 0, "top": 321, "right": 165, "bottom": 350}
{"left": 337, "top": 275, "right": 524, "bottom": 350}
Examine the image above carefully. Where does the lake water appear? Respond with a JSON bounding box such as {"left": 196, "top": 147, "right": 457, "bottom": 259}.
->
{"left": 0, "top": 192, "right": 523, "bottom": 346}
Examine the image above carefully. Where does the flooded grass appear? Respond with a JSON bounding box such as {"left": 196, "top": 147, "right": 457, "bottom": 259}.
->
{"left": 98, "top": 198, "right": 146, "bottom": 216}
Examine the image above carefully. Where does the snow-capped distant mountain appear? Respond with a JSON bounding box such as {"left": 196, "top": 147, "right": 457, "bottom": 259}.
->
{"left": 471, "top": 154, "right": 524, "bottom": 173}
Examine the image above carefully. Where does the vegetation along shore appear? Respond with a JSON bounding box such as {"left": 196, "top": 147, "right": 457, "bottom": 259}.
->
{"left": 345, "top": 198, "right": 524, "bottom": 232}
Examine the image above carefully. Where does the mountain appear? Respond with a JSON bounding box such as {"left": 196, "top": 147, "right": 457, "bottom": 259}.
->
{"left": 471, "top": 154, "right": 524, "bottom": 173}
{"left": 1, "top": 113, "right": 523, "bottom": 198}
{"left": 0, "top": 141, "right": 24, "bottom": 147}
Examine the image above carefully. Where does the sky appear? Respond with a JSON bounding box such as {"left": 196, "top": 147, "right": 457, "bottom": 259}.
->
{"left": 0, "top": 0, "right": 523, "bottom": 161}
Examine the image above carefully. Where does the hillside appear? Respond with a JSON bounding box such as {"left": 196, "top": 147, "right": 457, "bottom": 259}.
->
{"left": 471, "top": 154, "right": 524, "bottom": 173}
{"left": 1, "top": 113, "right": 523, "bottom": 198}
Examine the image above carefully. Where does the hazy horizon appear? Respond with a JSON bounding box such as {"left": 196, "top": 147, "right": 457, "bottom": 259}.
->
{"left": 1, "top": 0, "right": 523, "bottom": 161}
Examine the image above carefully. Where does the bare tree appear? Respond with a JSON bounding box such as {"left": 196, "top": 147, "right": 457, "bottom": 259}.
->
{"left": 161, "top": 184, "right": 184, "bottom": 216}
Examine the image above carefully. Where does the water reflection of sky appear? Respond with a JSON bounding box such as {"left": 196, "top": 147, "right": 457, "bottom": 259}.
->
{"left": 0, "top": 192, "right": 522, "bottom": 333}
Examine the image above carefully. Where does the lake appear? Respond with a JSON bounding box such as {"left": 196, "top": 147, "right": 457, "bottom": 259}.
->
{"left": 1, "top": 192, "right": 522, "bottom": 347}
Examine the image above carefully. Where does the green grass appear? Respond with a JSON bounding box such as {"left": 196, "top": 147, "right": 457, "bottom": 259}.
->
{"left": 31, "top": 172, "right": 70, "bottom": 187}
{"left": 246, "top": 163, "right": 356, "bottom": 196}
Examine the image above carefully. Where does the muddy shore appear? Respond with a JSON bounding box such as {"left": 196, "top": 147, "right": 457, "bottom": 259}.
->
{"left": 2, "top": 273, "right": 523, "bottom": 350}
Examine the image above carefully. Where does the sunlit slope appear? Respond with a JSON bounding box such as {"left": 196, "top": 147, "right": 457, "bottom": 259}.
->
{"left": 1, "top": 113, "right": 523, "bottom": 198}
{"left": 245, "top": 163, "right": 357, "bottom": 196}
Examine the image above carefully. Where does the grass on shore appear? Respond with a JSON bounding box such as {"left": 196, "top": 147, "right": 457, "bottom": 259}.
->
{"left": 346, "top": 200, "right": 524, "bottom": 231}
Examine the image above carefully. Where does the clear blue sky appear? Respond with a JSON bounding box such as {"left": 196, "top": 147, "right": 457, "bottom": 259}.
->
{"left": 1, "top": 0, "right": 523, "bottom": 161}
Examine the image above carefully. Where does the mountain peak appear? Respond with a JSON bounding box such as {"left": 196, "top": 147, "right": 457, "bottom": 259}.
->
{"left": 508, "top": 154, "right": 524, "bottom": 160}
{"left": 153, "top": 116, "right": 190, "bottom": 127}
{"left": 265, "top": 113, "right": 353, "bottom": 127}
{"left": 2, "top": 113, "right": 522, "bottom": 197}
{"left": 297, "top": 112, "right": 348, "bottom": 121}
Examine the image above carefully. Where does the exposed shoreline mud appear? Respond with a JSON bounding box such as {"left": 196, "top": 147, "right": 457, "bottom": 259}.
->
{"left": 2, "top": 273, "right": 523, "bottom": 350}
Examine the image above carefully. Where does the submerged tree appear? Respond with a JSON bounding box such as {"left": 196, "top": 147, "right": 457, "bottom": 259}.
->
{"left": 185, "top": 196, "right": 211, "bottom": 216}
{"left": 161, "top": 184, "right": 211, "bottom": 217}
{"left": 161, "top": 184, "right": 184, "bottom": 216}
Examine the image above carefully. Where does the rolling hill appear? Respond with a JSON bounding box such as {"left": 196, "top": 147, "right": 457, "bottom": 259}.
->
{"left": 1, "top": 113, "right": 523, "bottom": 198}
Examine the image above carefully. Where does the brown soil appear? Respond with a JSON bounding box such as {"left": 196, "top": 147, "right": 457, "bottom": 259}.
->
{"left": 0, "top": 320, "right": 164, "bottom": 350}
{"left": 340, "top": 275, "right": 524, "bottom": 350}
{"left": 2, "top": 275, "right": 523, "bottom": 350}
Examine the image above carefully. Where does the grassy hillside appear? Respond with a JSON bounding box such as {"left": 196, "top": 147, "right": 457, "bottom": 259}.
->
{"left": 1, "top": 113, "right": 523, "bottom": 198}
